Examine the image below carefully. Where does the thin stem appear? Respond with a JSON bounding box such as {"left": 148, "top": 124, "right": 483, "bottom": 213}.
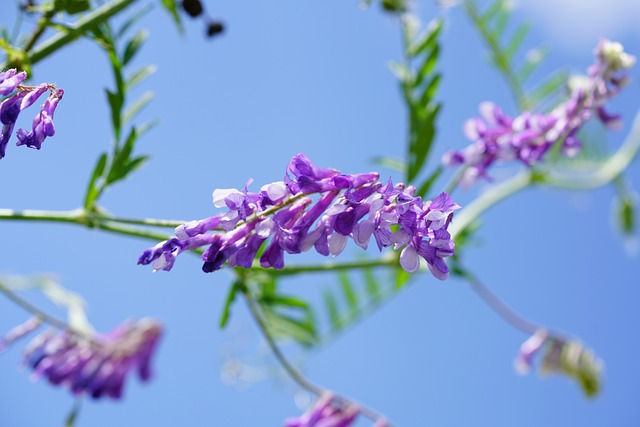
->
{"left": 23, "top": 0, "right": 137, "bottom": 66}
{"left": 460, "top": 272, "right": 538, "bottom": 334}
{"left": 242, "top": 290, "right": 393, "bottom": 425}
{"left": 0, "top": 282, "right": 73, "bottom": 332}
{"left": 22, "top": 9, "right": 56, "bottom": 53}
{"left": 257, "top": 254, "right": 398, "bottom": 277}
{"left": 448, "top": 170, "right": 533, "bottom": 240}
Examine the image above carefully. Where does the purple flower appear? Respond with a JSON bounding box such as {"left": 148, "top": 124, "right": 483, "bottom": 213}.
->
{"left": 139, "top": 154, "right": 460, "bottom": 279}
{"left": 16, "top": 88, "right": 64, "bottom": 150}
{"left": 443, "top": 39, "right": 635, "bottom": 187}
{"left": 0, "top": 69, "right": 27, "bottom": 95}
{"left": 9, "top": 318, "right": 163, "bottom": 400}
{"left": 0, "top": 76, "right": 62, "bottom": 160}
{"left": 285, "top": 395, "right": 359, "bottom": 427}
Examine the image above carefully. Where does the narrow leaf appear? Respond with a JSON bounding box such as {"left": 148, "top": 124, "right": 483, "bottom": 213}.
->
{"left": 263, "top": 310, "right": 317, "bottom": 346}
{"left": 419, "top": 73, "right": 441, "bottom": 107}
{"left": 219, "top": 282, "right": 240, "bottom": 328}
{"left": 414, "top": 44, "right": 440, "bottom": 88}
{"left": 408, "top": 19, "right": 443, "bottom": 58}
{"left": 123, "top": 91, "right": 154, "bottom": 124}
{"left": 481, "top": 0, "right": 504, "bottom": 23}
{"left": 517, "top": 48, "right": 547, "bottom": 82}
{"left": 363, "top": 269, "right": 381, "bottom": 304}
{"left": 323, "top": 290, "right": 342, "bottom": 331}
{"left": 118, "top": 5, "right": 154, "bottom": 38}
{"left": 84, "top": 153, "right": 108, "bottom": 209}
{"left": 505, "top": 23, "right": 530, "bottom": 62}
{"left": 105, "top": 89, "right": 123, "bottom": 141}
{"left": 122, "top": 30, "right": 148, "bottom": 66}
{"left": 395, "top": 268, "right": 411, "bottom": 289}
{"left": 372, "top": 156, "right": 407, "bottom": 173}
{"left": 106, "top": 128, "right": 137, "bottom": 184}
{"left": 127, "top": 65, "right": 157, "bottom": 89}
{"left": 160, "top": 0, "right": 184, "bottom": 33}
{"left": 338, "top": 272, "right": 358, "bottom": 314}
{"left": 493, "top": 8, "right": 511, "bottom": 40}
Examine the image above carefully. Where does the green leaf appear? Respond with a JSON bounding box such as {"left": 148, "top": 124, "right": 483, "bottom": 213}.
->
{"left": 84, "top": 153, "right": 108, "bottom": 209}
{"left": 65, "top": 400, "right": 82, "bottom": 427}
{"left": 517, "top": 48, "right": 547, "bottom": 82}
{"left": 408, "top": 104, "right": 440, "bottom": 181}
{"left": 395, "top": 268, "right": 411, "bottom": 289}
{"left": 123, "top": 91, "right": 154, "bottom": 124}
{"left": 323, "top": 290, "right": 342, "bottom": 331}
{"left": 419, "top": 73, "right": 441, "bottom": 107}
{"left": 408, "top": 19, "right": 443, "bottom": 58}
{"left": 122, "top": 30, "right": 148, "bottom": 66}
{"left": 481, "top": 0, "right": 504, "bottom": 23}
{"left": 105, "top": 89, "right": 123, "bottom": 141}
{"left": 492, "top": 8, "right": 511, "bottom": 40}
{"left": 372, "top": 156, "right": 407, "bottom": 173}
{"left": 127, "top": 65, "right": 157, "bottom": 89}
{"left": 338, "top": 272, "right": 358, "bottom": 314}
{"left": 363, "top": 268, "right": 381, "bottom": 304}
{"left": 219, "top": 282, "right": 241, "bottom": 328}
{"left": 265, "top": 295, "right": 310, "bottom": 309}
{"left": 263, "top": 310, "right": 317, "bottom": 346}
{"left": 118, "top": 4, "right": 154, "bottom": 38}
{"left": 505, "top": 23, "right": 530, "bottom": 62}
{"left": 414, "top": 44, "right": 440, "bottom": 88}
{"left": 54, "top": 0, "right": 90, "bottom": 14}
{"left": 160, "top": 0, "right": 184, "bottom": 33}
{"left": 107, "top": 128, "right": 137, "bottom": 184}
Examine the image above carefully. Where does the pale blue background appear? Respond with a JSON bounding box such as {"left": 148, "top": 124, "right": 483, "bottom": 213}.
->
{"left": 1, "top": 1, "right": 640, "bottom": 426}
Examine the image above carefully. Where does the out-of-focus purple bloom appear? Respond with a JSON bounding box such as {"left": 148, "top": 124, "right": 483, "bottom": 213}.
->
{"left": 514, "top": 329, "right": 603, "bottom": 397}
{"left": 285, "top": 394, "right": 360, "bottom": 427}
{"left": 0, "top": 73, "right": 63, "bottom": 159}
{"left": 0, "top": 317, "right": 42, "bottom": 352}
{"left": 138, "top": 154, "right": 460, "bottom": 280}
{"left": 443, "top": 39, "right": 636, "bottom": 187}
{"left": 21, "top": 318, "right": 162, "bottom": 400}
{"left": 0, "top": 69, "right": 27, "bottom": 95}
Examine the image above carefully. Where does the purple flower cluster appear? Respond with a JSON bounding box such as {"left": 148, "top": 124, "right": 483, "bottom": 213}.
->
{"left": 443, "top": 39, "right": 636, "bottom": 187}
{"left": 514, "top": 330, "right": 602, "bottom": 396}
{"left": 0, "top": 69, "right": 64, "bottom": 159}
{"left": 285, "top": 394, "right": 389, "bottom": 427}
{"left": 138, "top": 154, "right": 460, "bottom": 280}
{"left": 2, "top": 318, "right": 163, "bottom": 400}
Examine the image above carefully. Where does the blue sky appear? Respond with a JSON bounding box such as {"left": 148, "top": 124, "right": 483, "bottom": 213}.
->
{"left": 1, "top": 0, "right": 640, "bottom": 426}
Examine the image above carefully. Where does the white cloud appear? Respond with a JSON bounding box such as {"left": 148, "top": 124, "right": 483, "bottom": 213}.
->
{"left": 517, "top": 0, "right": 640, "bottom": 50}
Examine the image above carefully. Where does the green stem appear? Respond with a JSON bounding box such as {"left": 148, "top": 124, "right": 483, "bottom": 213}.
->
{"left": 25, "top": 0, "right": 137, "bottom": 66}
{"left": 23, "top": 9, "right": 56, "bottom": 53}
{"left": 448, "top": 170, "right": 533, "bottom": 240}
{"left": 257, "top": 254, "right": 398, "bottom": 277}
{"left": 242, "top": 290, "right": 393, "bottom": 425}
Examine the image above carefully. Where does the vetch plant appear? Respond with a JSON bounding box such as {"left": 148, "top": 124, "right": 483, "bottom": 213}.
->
{"left": 0, "top": 0, "right": 639, "bottom": 425}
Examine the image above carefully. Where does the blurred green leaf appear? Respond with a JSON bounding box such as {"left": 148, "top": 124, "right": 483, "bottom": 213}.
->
{"left": 122, "top": 29, "right": 148, "bottom": 66}
{"left": 338, "top": 272, "right": 358, "bottom": 316}
{"left": 408, "top": 19, "right": 442, "bottom": 58}
{"left": 363, "top": 268, "right": 381, "bottom": 304}
{"left": 505, "top": 23, "right": 530, "bottom": 61}
{"left": 118, "top": 4, "right": 154, "bottom": 38}
{"left": 123, "top": 91, "right": 154, "bottom": 124}
{"left": 219, "top": 281, "right": 242, "bottom": 328}
{"left": 528, "top": 72, "right": 568, "bottom": 107}
{"left": 263, "top": 310, "right": 317, "bottom": 346}
{"left": 54, "top": 0, "right": 90, "bottom": 14}
{"left": 107, "top": 127, "right": 137, "bottom": 184}
{"left": 127, "top": 65, "right": 157, "bottom": 89}
{"left": 160, "top": 0, "right": 184, "bottom": 33}
{"left": 323, "top": 290, "right": 342, "bottom": 331}
{"left": 105, "top": 89, "right": 123, "bottom": 141}
{"left": 372, "top": 156, "right": 406, "bottom": 173}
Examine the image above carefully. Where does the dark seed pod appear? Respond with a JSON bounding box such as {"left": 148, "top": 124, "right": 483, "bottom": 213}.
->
{"left": 181, "top": 0, "right": 204, "bottom": 17}
{"left": 206, "top": 21, "right": 225, "bottom": 37}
